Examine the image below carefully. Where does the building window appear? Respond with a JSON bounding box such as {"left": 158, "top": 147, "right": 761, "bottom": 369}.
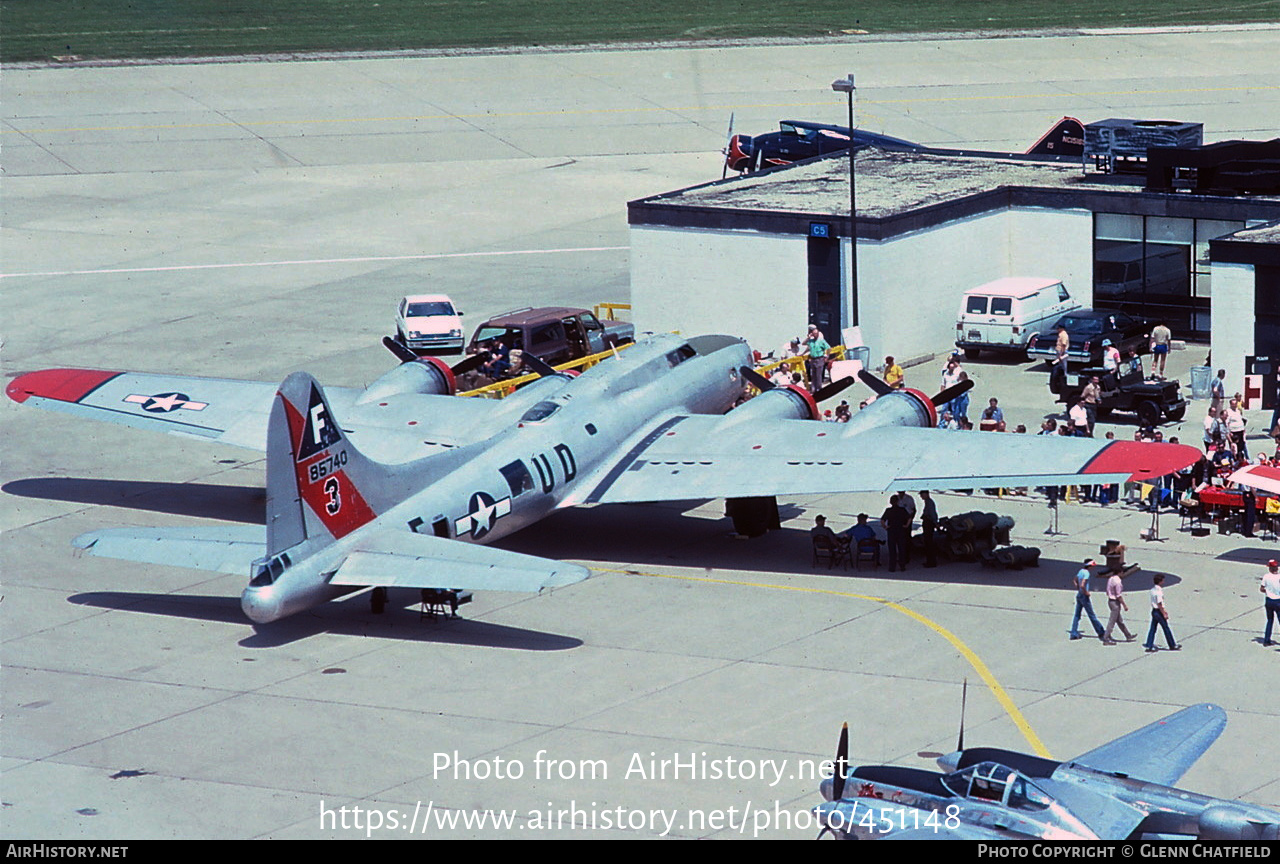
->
{"left": 1093, "top": 214, "right": 1242, "bottom": 342}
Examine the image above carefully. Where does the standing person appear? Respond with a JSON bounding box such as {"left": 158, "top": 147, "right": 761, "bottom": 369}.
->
{"left": 1053, "top": 324, "right": 1071, "bottom": 390}
{"left": 884, "top": 356, "right": 904, "bottom": 389}
{"left": 1149, "top": 322, "right": 1172, "bottom": 379}
{"left": 1210, "top": 369, "right": 1226, "bottom": 414}
{"left": 1222, "top": 397, "right": 1248, "bottom": 460}
{"left": 1080, "top": 375, "right": 1102, "bottom": 435}
{"left": 1069, "top": 400, "right": 1091, "bottom": 437}
{"left": 804, "top": 325, "right": 830, "bottom": 391}
{"left": 1261, "top": 560, "right": 1280, "bottom": 647}
{"left": 951, "top": 368, "right": 971, "bottom": 423}
{"left": 1203, "top": 406, "right": 1221, "bottom": 454}
{"left": 1069, "top": 559, "right": 1107, "bottom": 641}
{"left": 941, "top": 354, "right": 962, "bottom": 416}
{"left": 1101, "top": 339, "right": 1122, "bottom": 375}
{"left": 1143, "top": 574, "right": 1180, "bottom": 652}
{"left": 881, "top": 495, "right": 910, "bottom": 573}
{"left": 920, "top": 490, "right": 938, "bottom": 568}
{"left": 898, "top": 490, "right": 917, "bottom": 565}
{"left": 1104, "top": 566, "right": 1137, "bottom": 645}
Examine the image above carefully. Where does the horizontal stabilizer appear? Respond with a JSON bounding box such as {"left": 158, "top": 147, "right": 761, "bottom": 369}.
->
{"left": 73, "top": 525, "right": 266, "bottom": 575}
{"left": 331, "top": 530, "right": 590, "bottom": 593}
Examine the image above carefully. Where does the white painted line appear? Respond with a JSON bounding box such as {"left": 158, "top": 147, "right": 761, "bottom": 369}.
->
{"left": 0, "top": 245, "right": 629, "bottom": 279}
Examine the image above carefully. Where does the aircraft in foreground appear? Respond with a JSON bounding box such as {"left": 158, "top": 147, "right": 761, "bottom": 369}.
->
{"left": 815, "top": 703, "right": 1279, "bottom": 841}
{"left": 724, "top": 116, "right": 1084, "bottom": 174}
{"left": 7, "top": 333, "right": 1198, "bottom": 625}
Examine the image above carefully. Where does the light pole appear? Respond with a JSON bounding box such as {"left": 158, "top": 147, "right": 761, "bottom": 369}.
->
{"left": 831, "top": 73, "right": 858, "bottom": 328}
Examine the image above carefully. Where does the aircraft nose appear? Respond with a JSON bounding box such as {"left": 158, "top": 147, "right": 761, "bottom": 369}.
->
{"left": 241, "top": 586, "right": 282, "bottom": 624}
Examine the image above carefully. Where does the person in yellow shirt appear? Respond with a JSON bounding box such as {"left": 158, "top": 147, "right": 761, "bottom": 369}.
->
{"left": 884, "top": 355, "right": 904, "bottom": 389}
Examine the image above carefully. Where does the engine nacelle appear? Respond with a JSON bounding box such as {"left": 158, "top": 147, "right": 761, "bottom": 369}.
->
{"left": 725, "top": 384, "right": 819, "bottom": 423}
{"left": 1198, "top": 805, "right": 1278, "bottom": 841}
{"left": 356, "top": 357, "right": 456, "bottom": 404}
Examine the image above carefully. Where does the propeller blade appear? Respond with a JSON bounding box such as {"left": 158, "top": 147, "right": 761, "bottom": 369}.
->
{"left": 382, "top": 335, "right": 420, "bottom": 364}
{"left": 932, "top": 378, "right": 974, "bottom": 407}
{"left": 740, "top": 365, "right": 775, "bottom": 392}
{"left": 520, "top": 353, "right": 558, "bottom": 378}
{"left": 857, "top": 369, "right": 893, "bottom": 397}
{"left": 957, "top": 678, "right": 968, "bottom": 752}
{"left": 833, "top": 722, "right": 850, "bottom": 801}
{"left": 449, "top": 352, "right": 490, "bottom": 377}
{"left": 721, "top": 111, "right": 735, "bottom": 180}
{"left": 813, "top": 375, "right": 856, "bottom": 403}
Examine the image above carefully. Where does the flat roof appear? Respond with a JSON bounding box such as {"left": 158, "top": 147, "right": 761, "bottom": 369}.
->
{"left": 629, "top": 147, "right": 1280, "bottom": 242}
{"left": 968, "top": 277, "right": 1064, "bottom": 297}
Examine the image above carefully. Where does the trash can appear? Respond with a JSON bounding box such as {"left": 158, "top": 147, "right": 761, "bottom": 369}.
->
{"left": 1189, "top": 365, "right": 1212, "bottom": 399}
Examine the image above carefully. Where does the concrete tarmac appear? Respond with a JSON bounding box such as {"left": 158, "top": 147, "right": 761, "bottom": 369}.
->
{"left": 3, "top": 27, "right": 1279, "bottom": 839}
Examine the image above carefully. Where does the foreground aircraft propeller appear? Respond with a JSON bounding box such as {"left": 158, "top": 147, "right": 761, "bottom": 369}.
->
{"left": 857, "top": 368, "right": 974, "bottom": 407}
{"left": 739, "top": 366, "right": 856, "bottom": 405}
{"left": 832, "top": 722, "right": 850, "bottom": 802}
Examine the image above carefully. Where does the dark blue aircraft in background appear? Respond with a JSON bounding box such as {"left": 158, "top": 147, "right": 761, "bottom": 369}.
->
{"left": 724, "top": 116, "right": 1084, "bottom": 173}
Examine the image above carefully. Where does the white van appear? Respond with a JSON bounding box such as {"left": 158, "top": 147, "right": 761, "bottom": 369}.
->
{"left": 954, "top": 277, "right": 1080, "bottom": 359}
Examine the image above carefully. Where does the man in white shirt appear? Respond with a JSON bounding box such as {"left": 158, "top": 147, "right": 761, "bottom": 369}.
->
{"left": 1261, "top": 560, "right": 1280, "bottom": 647}
{"left": 1143, "top": 573, "right": 1179, "bottom": 652}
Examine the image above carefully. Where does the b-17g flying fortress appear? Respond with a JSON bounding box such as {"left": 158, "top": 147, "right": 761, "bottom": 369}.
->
{"left": 3, "top": 18, "right": 1279, "bottom": 843}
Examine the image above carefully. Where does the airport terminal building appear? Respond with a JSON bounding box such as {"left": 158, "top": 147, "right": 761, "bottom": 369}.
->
{"left": 627, "top": 145, "right": 1280, "bottom": 383}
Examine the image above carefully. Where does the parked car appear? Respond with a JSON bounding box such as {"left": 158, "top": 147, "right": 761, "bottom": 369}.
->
{"left": 394, "top": 294, "right": 464, "bottom": 354}
{"left": 1027, "top": 309, "right": 1153, "bottom": 367}
{"left": 1051, "top": 363, "right": 1187, "bottom": 426}
{"left": 954, "top": 277, "right": 1080, "bottom": 360}
{"left": 466, "top": 306, "right": 634, "bottom": 367}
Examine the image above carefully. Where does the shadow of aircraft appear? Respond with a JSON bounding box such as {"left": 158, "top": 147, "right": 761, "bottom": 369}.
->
{"left": 5, "top": 477, "right": 264, "bottom": 524}
{"left": 68, "top": 590, "right": 581, "bottom": 651}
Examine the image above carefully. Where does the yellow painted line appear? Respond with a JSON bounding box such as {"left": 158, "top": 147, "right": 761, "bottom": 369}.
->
{"left": 596, "top": 566, "right": 1053, "bottom": 758}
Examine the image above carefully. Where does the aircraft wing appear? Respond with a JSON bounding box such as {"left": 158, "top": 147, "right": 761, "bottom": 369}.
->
{"left": 330, "top": 530, "right": 590, "bottom": 593}
{"left": 579, "top": 417, "right": 1201, "bottom": 504}
{"left": 73, "top": 525, "right": 267, "bottom": 575}
{"left": 6, "top": 367, "right": 500, "bottom": 459}
{"left": 1064, "top": 703, "right": 1228, "bottom": 787}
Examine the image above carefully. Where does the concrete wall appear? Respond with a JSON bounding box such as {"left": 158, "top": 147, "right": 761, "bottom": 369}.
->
{"left": 631, "top": 226, "right": 810, "bottom": 354}
{"left": 630, "top": 205, "right": 1095, "bottom": 363}
{"left": 1209, "top": 260, "right": 1255, "bottom": 390}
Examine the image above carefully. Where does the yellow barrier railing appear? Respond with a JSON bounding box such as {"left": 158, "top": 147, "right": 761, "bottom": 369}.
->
{"left": 459, "top": 342, "right": 635, "bottom": 399}
{"left": 593, "top": 301, "right": 631, "bottom": 321}
{"left": 751, "top": 345, "right": 852, "bottom": 390}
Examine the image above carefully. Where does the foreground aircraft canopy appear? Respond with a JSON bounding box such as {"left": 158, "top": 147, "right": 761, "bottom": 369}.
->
{"left": 815, "top": 703, "right": 1280, "bottom": 841}
{"left": 7, "top": 333, "right": 1199, "bottom": 624}
{"left": 724, "top": 116, "right": 1085, "bottom": 173}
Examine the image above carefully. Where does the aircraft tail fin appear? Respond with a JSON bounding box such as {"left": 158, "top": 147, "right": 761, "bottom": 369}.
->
{"left": 266, "top": 372, "right": 388, "bottom": 555}
{"left": 1026, "top": 116, "right": 1085, "bottom": 157}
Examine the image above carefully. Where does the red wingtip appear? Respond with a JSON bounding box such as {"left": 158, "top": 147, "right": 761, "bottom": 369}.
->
{"left": 6, "top": 368, "right": 120, "bottom": 404}
{"left": 1083, "top": 441, "right": 1202, "bottom": 481}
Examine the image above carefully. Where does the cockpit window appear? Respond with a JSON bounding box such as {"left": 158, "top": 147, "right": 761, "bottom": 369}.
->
{"left": 520, "top": 401, "right": 561, "bottom": 423}
{"left": 249, "top": 552, "right": 292, "bottom": 587}
{"left": 666, "top": 344, "right": 697, "bottom": 367}
{"left": 941, "top": 762, "right": 1052, "bottom": 811}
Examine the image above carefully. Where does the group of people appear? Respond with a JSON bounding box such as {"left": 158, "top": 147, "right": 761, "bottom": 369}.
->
{"left": 1073, "top": 555, "right": 1280, "bottom": 650}
{"left": 810, "top": 490, "right": 940, "bottom": 572}
{"left": 1069, "top": 548, "right": 1177, "bottom": 650}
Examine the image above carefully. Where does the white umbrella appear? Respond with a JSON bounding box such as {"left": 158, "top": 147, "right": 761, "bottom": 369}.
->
{"left": 1227, "top": 464, "right": 1280, "bottom": 496}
